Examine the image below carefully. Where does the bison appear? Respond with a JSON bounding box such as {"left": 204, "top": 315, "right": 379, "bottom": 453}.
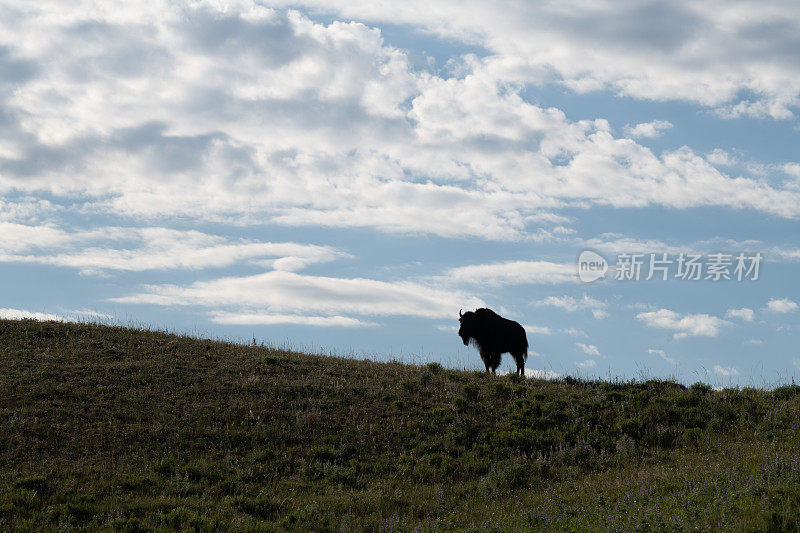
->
{"left": 458, "top": 308, "right": 528, "bottom": 376}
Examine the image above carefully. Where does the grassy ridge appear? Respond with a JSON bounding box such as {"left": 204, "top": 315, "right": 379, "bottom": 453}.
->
{"left": 1, "top": 319, "right": 800, "bottom": 531}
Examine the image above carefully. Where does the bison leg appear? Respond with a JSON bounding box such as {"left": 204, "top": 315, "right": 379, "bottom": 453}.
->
{"left": 482, "top": 351, "right": 499, "bottom": 375}
{"left": 511, "top": 351, "right": 526, "bottom": 376}
{"left": 480, "top": 348, "right": 496, "bottom": 374}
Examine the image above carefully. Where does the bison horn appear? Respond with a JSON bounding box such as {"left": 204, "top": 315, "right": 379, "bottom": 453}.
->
{"left": 459, "top": 309, "right": 463, "bottom": 317}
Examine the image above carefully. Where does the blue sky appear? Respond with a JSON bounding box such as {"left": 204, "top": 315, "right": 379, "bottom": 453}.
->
{"left": 1, "top": 1, "right": 799, "bottom": 386}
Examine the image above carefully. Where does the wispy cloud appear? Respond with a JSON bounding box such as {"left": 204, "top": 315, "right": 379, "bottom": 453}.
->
{"left": 0, "top": 308, "right": 74, "bottom": 322}
{"left": 446, "top": 261, "right": 577, "bottom": 285}
{"left": 111, "top": 270, "right": 484, "bottom": 320}
{"left": 576, "top": 343, "right": 601, "bottom": 356}
{"left": 522, "top": 325, "right": 552, "bottom": 335}
{"left": 533, "top": 295, "right": 608, "bottom": 319}
{"left": 210, "top": 313, "right": 377, "bottom": 327}
{"left": 648, "top": 348, "right": 676, "bottom": 364}
{"left": 0, "top": 223, "right": 347, "bottom": 274}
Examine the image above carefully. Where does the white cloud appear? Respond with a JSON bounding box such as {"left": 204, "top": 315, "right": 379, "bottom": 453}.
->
{"left": 783, "top": 163, "right": 800, "bottom": 178}
{"left": 521, "top": 324, "right": 552, "bottom": 335}
{"left": 576, "top": 235, "right": 696, "bottom": 258}
{"left": 0, "top": 2, "right": 798, "bottom": 247}
{"left": 281, "top": 0, "right": 800, "bottom": 119}
{"left": 527, "top": 369, "right": 559, "bottom": 380}
{"left": 533, "top": 294, "right": 608, "bottom": 319}
{"left": 0, "top": 308, "right": 74, "bottom": 322}
{"left": 766, "top": 298, "right": 799, "bottom": 313}
{"left": 64, "top": 309, "right": 114, "bottom": 320}
{"left": 0, "top": 223, "right": 346, "bottom": 274}
{"left": 706, "top": 149, "right": 737, "bottom": 167}
{"left": 726, "top": 308, "right": 755, "bottom": 322}
{"left": 446, "top": 261, "right": 577, "bottom": 285}
{"left": 111, "top": 270, "right": 484, "bottom": 320}
{"left": 648, "top": 348, "right": 676, "bottom": 365}
{"left": 636, "top": 308, "right": 730, "bottom": 339}
{"left": 498, "top": 368, "right": 559, "bottom": 380}
{"left": 562, "top": 327, "right": 587, "bottom": 337}
{"left": 576, "top": 343, "right": 600, "bottom": 356}
{"left": 210, "top": 312, "right": 377, "bottom": 327}
{"left": 576, "top": 359, "right": 597, "bottom": 368}
{"left": 624, "top": 120, "right": 673, "bottom": 139}
{"left": 713, "top": 364, "right": 739, "bottom": 377}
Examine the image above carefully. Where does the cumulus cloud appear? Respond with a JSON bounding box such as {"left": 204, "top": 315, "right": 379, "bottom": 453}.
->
{"left": 713, "top": 364, "right": 739, "bottom": 377}
{"left": 636, "top": 308, "right": 730, "bottom": 339}
{"left": 576, "top": 359, "right": 597, "bottom": 368}
{"left": 0, "top": 1, "right": 798, "bottom": 248}
{"left": 706, "top": 149, "right": 738, "bottom": 167}
{"left": 648, "top": 348, "right": 676, "bottom": 364}
{"left": 726, "top": 308, "right": 755, "bottom": 322}
{"left": 533, "top": 294, "right": 608, "bottom": 319}
{"left": 783, "top": 163, "right": 800, "bottom": 178}
{"left": 766, "top": 298, "right": 799, "bottom": 313}
{"left": 624, "top": 120, "right": 673, "bottom": 139}
{"left": 280, "top": 0, "right": 800, "bottom": 118}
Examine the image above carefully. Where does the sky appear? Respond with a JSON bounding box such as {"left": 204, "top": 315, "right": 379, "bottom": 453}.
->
{"left": 1, "top": 0, "right": 799, "bottom": 387}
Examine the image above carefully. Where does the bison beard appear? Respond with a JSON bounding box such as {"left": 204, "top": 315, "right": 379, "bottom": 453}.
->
{"left": 458, "top": 308, "right": 529, "bottom": 376}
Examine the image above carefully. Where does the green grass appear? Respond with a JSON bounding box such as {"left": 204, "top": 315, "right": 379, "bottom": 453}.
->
{"left": 1, "top": 319, "right": 800, "bottom": 531}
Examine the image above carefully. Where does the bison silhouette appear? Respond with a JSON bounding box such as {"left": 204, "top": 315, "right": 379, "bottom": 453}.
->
{"left": 458, "top": 308, "right": 528, "bottom": 376}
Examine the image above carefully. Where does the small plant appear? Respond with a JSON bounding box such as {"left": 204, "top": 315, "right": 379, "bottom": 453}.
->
{"left": 401, "top": 378, "right": 420, "bottom": 392}
{"left": 426, "top": 362, "right": 443, "bottom": 373}
{"left": 462, "top": 383, "right": 480, "bottom": 401}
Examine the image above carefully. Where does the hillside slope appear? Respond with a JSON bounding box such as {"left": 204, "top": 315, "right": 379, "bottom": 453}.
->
{"left": 1, "top": 319, "right": 799, "bottom": 531}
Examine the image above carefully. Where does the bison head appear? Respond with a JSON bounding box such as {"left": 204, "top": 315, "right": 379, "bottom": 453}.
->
{"left": 458, "top": 308, "right": 476, "bottom": 346}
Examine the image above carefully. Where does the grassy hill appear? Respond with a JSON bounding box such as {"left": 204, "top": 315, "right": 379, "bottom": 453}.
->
{"left": 1, "top": 319, "right": 800, "bottom": 531}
